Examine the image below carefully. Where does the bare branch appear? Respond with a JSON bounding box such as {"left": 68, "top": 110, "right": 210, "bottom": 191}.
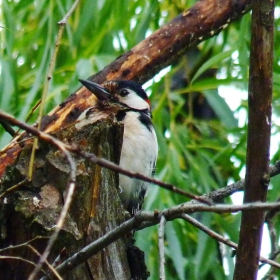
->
{"left": 234, "top": 0, "right": 274, "bottom": 278}
{"left": 0, "top": 119, "right": 16, "bottom": 137}
{"left": 1, "top": 105, "right": 280, "bottom": 278}
{"left": 180, "top": 214, "right": 280, "bottom": 269}
{"left": 27, "top": 245, "right": 63, "bottom": 280}
{"left": 1, "top": 109, "right": 280, "bottom": 207}
{"left": 2, "top": 109, "right": 280, "bottom": 207}
{"left": 0, "top": 110, "right": 78, "bottom": 279}
{"left": 40, "top": 215, "right": 141, "bottom": 279}
{"left": 0, "top": 236, "right": 48, "bottom": 253}
{"left": 0, "top": 178, "right": 28, "bottom": 199}
{"left": 261, "top": 201, "right": 280, "bottom": 279}
{"left": 0, "top": 256, "right": 43, "bottom": 271}
{"left": 0, "top": 110, "right": 212, "bottom": 205}
{"left": 0, "top": 238, "right": 62, "bottom": 278}
{"left": 27, "top": 155, "right": 76, "bottom": 280}
{"left": 2, "top": 112, "right": 79, "bottom": 280}
{"left": 58, "top": 0, "right": 80, "bottom": 25}
{"left": 27, "top": 1, "right": 81, "bottom": 273}
{"left": 41, "top": 202, "right": 280, "bottom": 279}
{"left": 73, "top": 148, "right": 212, "bottom": 205}
{"left": 37, "top": 1, "right": 81, "bottom": 129}
{"left": 158, "top": 215, "right": 166, "bottom": 280}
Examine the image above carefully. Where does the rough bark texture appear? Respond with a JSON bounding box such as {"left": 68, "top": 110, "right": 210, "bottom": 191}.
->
{"left": 0, "top": 0, "right": 252, "bottom": 177}
{"left": 0, "top": 116, "right": 137, "bottom": 279}
{"left": 233, "top": 0, "right": 274, "bottom": 279}
{"left": 0, "top": 0, "right": 257, "bottom": 279}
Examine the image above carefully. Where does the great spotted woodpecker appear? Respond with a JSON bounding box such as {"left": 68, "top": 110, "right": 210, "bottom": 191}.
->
{"left": 77, "top": 79, "right": 158, "bottom": 215}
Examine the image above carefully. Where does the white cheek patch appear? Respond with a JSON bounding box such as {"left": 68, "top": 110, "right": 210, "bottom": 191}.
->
{"left": 121, "top": 90, "right": 150, "bottom": 110}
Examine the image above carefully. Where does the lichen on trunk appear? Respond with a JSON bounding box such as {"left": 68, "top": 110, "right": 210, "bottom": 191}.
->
{"left": 0, "top": 115, "right": 137, "bottom": 279}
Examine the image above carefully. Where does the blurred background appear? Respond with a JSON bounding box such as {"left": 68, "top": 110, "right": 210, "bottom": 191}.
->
{"left": 1, "top": 0, "right": 280, "bottom": 279}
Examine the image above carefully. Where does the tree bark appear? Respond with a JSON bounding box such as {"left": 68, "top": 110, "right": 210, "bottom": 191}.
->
{"left": 0, "top": 0, "right": 255, "bottom": 279}
{"left": 0, "top": 0, "right": 252, "bottom": 177}
{"left": 0, "top": 116, "right": 137, "bottom": 279}
{"left": 233, "top": 0, "right": 274, "bottom": 279}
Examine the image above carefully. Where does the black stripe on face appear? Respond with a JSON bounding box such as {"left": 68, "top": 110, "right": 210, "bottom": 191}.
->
{"left": 138, "top": 111, "right": 152, "bottom": 131}
{"left": 116, "top": 110, "right": 127, "bottom": 121}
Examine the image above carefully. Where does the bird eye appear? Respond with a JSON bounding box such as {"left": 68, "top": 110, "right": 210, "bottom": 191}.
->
{"left": 119, "top": 89, "right": 129, "bottom": 97}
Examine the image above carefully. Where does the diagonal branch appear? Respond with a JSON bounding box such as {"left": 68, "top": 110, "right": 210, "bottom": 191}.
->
{"left": 180, "top": 214, "right": 280, "bottom": 269}
{"left": 41, "top": 202, "right": 280, "bottom": 279}
{"left": 41, "top": 0, "right": 252, "bottom": 133}
{"left": 0, "top": 110, "right": 212, "bottom": 205}
{"left": 1, "top": 109, "right": 280, "bottom": 207}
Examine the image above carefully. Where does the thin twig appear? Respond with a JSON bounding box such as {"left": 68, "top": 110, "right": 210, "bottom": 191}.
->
{"left": 2, "top": 112, "right": 280, "bottom": 277}
{"left": 27, "top": 151, "right": 76, "bottom": 280}
{"left": 192, "top": 160, "right": 280, "bottom": 204}
{"left": 58, "top": 0, "right": 80, "bottom": 25}
{"left": 0, "top": 239, "right": 62, "bottom": 278}
{"left": 27, "top": 245, "right": 63, "bottom": 280}
{"left": 1, "top": 243, "right": 61, "bottom": 279}
{"left": 37, "top": 19, "right": 64, "bottom": 130}
{"left": 261, "top": 200, "right": 280, "bottom": 279}
{"left": 0, "top": 236, "right": 48, "bottom": 253}
{"left": 1, "top": 110, "right": 280, "bottom": 209}
{"left": 158, "top": 215, "right": 166, "bottom": 280}
{"left": 180, "top": 214, "right": 280, "bottom": 269}
{"left": 0, "top": 119, "right": 16, "bottom": 137}
{"left": 25, "top": 100, "right": 41, "bottom": 124}
{"left": 163, "top": 202, "right": 280, "bottom": 219}
{"left": 0, "top": 255, "right": 45, "bottom": 271}
{"left": 0, "top": 178, "right": 28, "bottom": 199}
{"left": 41, "top": 202, "right": 280, "bottom": 279}
{"left": 0, "top": 110, "right": 213, "bottom": 205}
{"left": 0, "top": 112, "right": 79, "bottom": 280}
{"left": 73, "top": 148, "right": 213, "bottom": 205}
{"left": 0, "top": 241, "right": 63, "bottom": 280}
{"left": 27, "top": 0, "right": 80, "bottom": 185}
{"left": 40, "top": 215, "right": 143, "bottom": 279}
{"left": 51, "top": 248, "right": 67, "bottom": 269}
{"left": 181, "top": 213, "right": 238, "bottom": 246}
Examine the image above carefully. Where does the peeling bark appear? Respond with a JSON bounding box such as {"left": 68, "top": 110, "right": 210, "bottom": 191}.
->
{"left": 0, "top": 0, "right": 256, "bottom": 279}
{"left": 0, "top": 116, "right": 144, "bottom": 279}
{"left": 0, "top": 0, "right": 252, "bottom": 177}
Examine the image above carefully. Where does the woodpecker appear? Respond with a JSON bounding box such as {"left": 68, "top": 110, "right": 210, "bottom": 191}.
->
{"left": 76, "top": 79, "right": 158, "bottom": 215}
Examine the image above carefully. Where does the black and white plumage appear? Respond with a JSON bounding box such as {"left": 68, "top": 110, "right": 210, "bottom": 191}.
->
{"left": 76, "top": 79, "right": 158, "bottom": 215}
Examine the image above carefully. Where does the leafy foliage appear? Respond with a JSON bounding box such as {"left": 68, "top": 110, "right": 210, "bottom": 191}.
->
{"left": 1, "top": 0, "right": 280, "bottom": 279}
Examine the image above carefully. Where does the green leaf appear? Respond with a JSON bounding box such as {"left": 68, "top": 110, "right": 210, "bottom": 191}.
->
{"left": 204, "top": 89, "right": 238, "bottom": 129}
{"left": 165, "top": 223, "right": 185, "bottom": 280}
{"left": 190, "top": 50, "right": 233, "bottom": 84}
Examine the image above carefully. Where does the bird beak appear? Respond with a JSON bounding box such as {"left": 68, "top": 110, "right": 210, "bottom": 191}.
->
{"left": 79, "top": 79, "right": 110, "bottom": 101}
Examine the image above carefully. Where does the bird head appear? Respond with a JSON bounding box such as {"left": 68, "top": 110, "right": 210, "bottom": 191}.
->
{"left": 79, "top": 79, "right": 150, "bottom": 111}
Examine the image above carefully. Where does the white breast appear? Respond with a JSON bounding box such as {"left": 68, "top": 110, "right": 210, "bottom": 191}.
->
{"left": 76, "top": 107, "right": 158, "bottom": 214}
{"left": 118, "top": 111, "right": 158, "bottom": 213}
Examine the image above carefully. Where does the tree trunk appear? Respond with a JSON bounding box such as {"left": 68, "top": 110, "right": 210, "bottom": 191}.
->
{"left": 0, "top": 0, "right": 255, "bottom": 278}
{"left": 0, "top": 0, "right": 252, "bottom": 178}
{"left": 0, "top": 115, "right": 139, "bottom": 279}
